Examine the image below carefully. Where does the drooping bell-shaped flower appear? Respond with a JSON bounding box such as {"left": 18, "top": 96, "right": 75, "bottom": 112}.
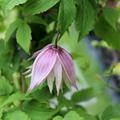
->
{"left": 28, "top": 44, "right": 77, "bottom": 95}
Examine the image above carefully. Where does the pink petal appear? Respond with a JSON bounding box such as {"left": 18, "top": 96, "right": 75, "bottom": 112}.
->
{"left": 28, "top": 48, "right": 57, "bottom": 92}
{"left": 62, "top": 69, "right": 71, "bottom": 88}
{"left": 58, "top": 49, "right": 77, "bottom": 89}
{"left": 54, "top": 58, "right": 62, "bottom": 96}
{"left": 32, "top": 44, "right": 53, "bottom": 58}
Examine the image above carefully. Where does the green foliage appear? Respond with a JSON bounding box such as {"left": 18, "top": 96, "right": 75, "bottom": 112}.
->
{"left": 0, "top": 0, "right": 120, "bottom": 120}
{"left": 0, "top": 92, "right": 29, "bottom": 108}
{"left": 58, "top": 0, "right": 76, "bottom": 35}
{"left": 110, "top": 118, "right": 120, "bottom": 120}
{"left": 75, "top": 0, "right": 96, "bottom": 40}
{"left": 53, "top": 110, "right": 97, "bottom": 120}
{"left": 2, "top": 0, "right": 28, "bottom": 12}
{"left": 4, "top": 110, "right": 30, "bottom": 120}
{"left": 5, "top": 19, "right": 21, "bottom": 43}
{"left": 0, "top": 76, "right": 13, "bottom": 96}
{"left": 27, "top": 15, "right": 47, "bottom": 26}
{"left": 53, "top": 116, "right": 63, "bottom": 120}
{"left": 101, "top": 105, "right": 120, "bottom": 120}
{"left": 72, "top": 88, "right": 96, "bottom": 102}
{"left": 63, "top": 111, "right": 84, "bottom": 120}
{"left": 23, "top": 100, "right": 57, "bottom": 120}
{"left": 103, "top": 7, "right": 119, "bottom": 30}
{"left": 95, "top": 17, "right": 120, "bottom": 50}
{"left": 23, "top": 0, "right": 60, "bottom": 15}
{"left": 16, "top": 21, "right": 31, "bottom": 53}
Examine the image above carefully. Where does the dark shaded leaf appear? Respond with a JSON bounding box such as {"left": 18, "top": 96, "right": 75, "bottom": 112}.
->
{"left": 94, "top": 17, "right": 120, "bottom": 50}
{"left": 58, "top": 0, "right": 76, "bottom": 35}
{"left": 75, "top": 0, "right": 96, "bottom": 40}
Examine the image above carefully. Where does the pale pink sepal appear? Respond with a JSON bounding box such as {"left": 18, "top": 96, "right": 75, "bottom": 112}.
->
{"left": 54, "top": 58, "right": 62, "bottom": 96}
{"left": 32, "top": 44, "right": 53, "bottom": 58}
{"left": 28, "top": 49, "right": 57, "bottom": 91}
{"left": 47, "top": 70, "right": 54, "bottom": 93}
{"left": 58, "top": 49, "right": 77, "bottom": 89}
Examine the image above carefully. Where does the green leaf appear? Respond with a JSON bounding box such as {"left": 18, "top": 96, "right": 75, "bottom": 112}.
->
{"left": 23, "top": 101, "right": 58, "bottom": 120}
{"left": 5, "top": 19, "right": 21, "bottom": 43}
{"left": 0, "top": 76, "right": 13, "bottom": 96}
{"left": 110, "top": 118, "right": 120, "bottom": 120}
{"left": 101, "top": 105, "right": 120, "bottom": 120}
{"left": 72, "top": 88, "right": 96, "bottom": 103}
{"left": 4, "top": 110, "right": 30, "bottom": 120}
{"left": 103, "top": 7, "right": 119, "bottom": 30}
{"left": 73, "top": 107, "right": 97, "bottom": 120}
{"left": 30, "top": 87, "right": 52, "bottom": 103}
{"left": 75, "top": 0, "right": 96, "bottom": 40}
{"left": 53, "top": 116, "right": 63, "bottom": 120}
{"left": 58, "top": 0, "right": 76, "bottom": 35}
{"left": 16, "top": 22, "right": 32, "bottom": 53}
{"left": 64, "top": 111, "right": 84, "bottom": 120}
{"left": 2, "top": 0, "right": 27, "bottom": 11}
{"left": 23, "top": 0, "right": 60, "bottom": 15}
{"left": 0, "top": 92, "right": 28, "bottom": 108}
{"left": 27, "top": 15, "right": 47, "bottom": 26}
{"left": 94, "top": 17, "right": 120, "bottom": 50}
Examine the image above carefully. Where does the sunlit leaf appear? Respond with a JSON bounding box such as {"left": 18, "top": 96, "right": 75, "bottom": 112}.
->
{"left": 0, "top": 92, "right": 28, "bottom": 108}
{"left": 16, "top": 22, "right": 32, "bottom": 53}
{"left": 0, "top": 76, "right": 13, "bottom": 96}
{"left": 23, "top": 0, "right": 60, "bottom": 15}
{"left": 53, "top": 116, "right": 63, "bottom": 120}
{"left": 5, "top": 19, "right": 21, "bottom": 43}
{"left": 4, "top": 110, "right": 30, "bottom": 120}
{"left": 2, "top": 0, "right": 28, "bottom": 11}
{"left": 64, "top": 111, "right": 84, "bottom": 120}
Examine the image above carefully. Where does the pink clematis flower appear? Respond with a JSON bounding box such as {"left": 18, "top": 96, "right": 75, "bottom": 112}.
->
{"left": 28, "top": 44, "right": 77, "bottom": 95}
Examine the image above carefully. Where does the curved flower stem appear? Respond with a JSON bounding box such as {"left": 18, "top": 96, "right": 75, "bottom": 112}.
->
{"left": 55, "top": 31, "right": 60, "bottom": 48}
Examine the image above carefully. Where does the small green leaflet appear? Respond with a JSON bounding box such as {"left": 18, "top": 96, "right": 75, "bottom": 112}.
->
{"left": 0, "top": 92, "right": 28, "bottom": 108}
{"left": 4, "top": 110, "right": 30, "bottom": 120}
{"left": 53, "top": 116, "right": 63, "bottom": 120}
{"left": 23, "top": 0, "right": 60, "bottom": 15}
{"left": 5, "top": 19, "right": 21, "bottom": 43}
{"left": 2, "top": 0, "right": 28, "bottom": 11}
{"left": 16, "top": 22, "right": 32, "bottom": 53}
{"left": 53, "top": 111, "right": 96, "bottom": 120}
{"left": 58, "top": 0, "right": 76, "bottom": 35}
{"left": 75, "top": 0, "right": 96, "bottom": 41}
{"left": 63, "top": 111, "right": 84, "bottom": 120}
{"left": 0, "top": 76, "right": 13, "bottom": 96}
{"left": 72, "top": 88, "right": 96, "bottom": 103}
{"left": 103, "top": 7, "right": 119, "bottom": 30}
